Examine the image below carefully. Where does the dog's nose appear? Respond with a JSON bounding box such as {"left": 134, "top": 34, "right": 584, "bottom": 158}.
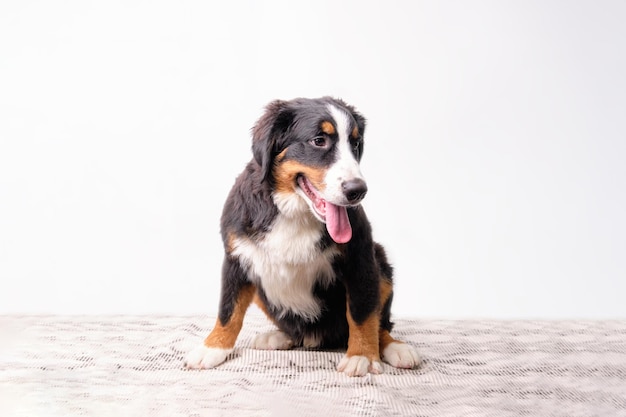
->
{"left": 342, "top": 178, "right": 368, "bottom": 204}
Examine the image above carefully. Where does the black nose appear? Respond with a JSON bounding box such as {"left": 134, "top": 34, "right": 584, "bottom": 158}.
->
{"left": 342, "top": 178, "right": 368, "bottom": 204}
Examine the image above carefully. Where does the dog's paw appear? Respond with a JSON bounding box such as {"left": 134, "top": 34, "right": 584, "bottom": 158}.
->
{"left": 252, "top": 330, "right": 294, "bottom": 350}
{"left": 184, "top": 344, "right": 232, "bottom": 369}
{"left": 382, "top": 342, "right": 421, "bottom": 369}
{"left": 337, "top": 355, "right": 383, "bottom": 377}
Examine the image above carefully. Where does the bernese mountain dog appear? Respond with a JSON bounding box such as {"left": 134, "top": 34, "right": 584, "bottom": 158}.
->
{"left": 185, "top": 97, "right": 421, "bottom": 376}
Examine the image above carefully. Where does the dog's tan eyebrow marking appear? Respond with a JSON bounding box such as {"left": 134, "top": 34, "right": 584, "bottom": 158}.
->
{"left": 351, "top": 126, "right": 359, "bottom": 138}
{"left": 321, "top": 121, "right": 336, "bottom": 135}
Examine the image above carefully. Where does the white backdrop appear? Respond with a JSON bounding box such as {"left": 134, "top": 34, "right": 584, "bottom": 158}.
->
{"left": 1, "top": 1, "right": 625, "bottom": 318}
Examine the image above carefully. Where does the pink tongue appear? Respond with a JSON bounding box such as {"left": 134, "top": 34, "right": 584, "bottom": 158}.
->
{"left": 325, "top": 201, "right": 352, "bottom": 243}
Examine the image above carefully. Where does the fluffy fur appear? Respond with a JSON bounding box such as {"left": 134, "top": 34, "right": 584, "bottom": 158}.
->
{"left": 185, "top": 97, "right": 420, "bottom": 376}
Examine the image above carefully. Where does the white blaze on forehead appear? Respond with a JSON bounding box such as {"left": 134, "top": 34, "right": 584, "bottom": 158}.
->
{"left": 328, "top": 103, "right": 351, "bottom": 143}
{"left": 324, "top": 104, "right": 365, "bottom": 204}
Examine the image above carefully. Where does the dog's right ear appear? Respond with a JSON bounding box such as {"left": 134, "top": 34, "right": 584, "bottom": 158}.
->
{"left": 251, "top": 100, "right": 294, "bottom": 184}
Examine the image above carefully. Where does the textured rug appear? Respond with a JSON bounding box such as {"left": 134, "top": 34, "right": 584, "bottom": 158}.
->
{"left": 1, "top": 314, "right": 625, "bottom": 417}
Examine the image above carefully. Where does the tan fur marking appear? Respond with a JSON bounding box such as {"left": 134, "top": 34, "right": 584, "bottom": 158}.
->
{"left": 275, "top": 149, "right": 287, "bottom": 162}
{"left": 380, "top": 279, "right": 392, "bottom": 306}
{"left": 379, "top": 329, "right": 401, "bottom": 351}
{"left": 351, "top": 126, "right": 359, "bottom": 138}
{"left": 253, "top": 293, "right": 281, "bottom": 328}
{"left": 226, "top": 232, "right": 237, "bottom": 254}
{"left": 321, "top": 121, "right": 336, "bottom": 135}
{"left": 204, "top": 285, "right": 255, "bottom": 349}
{"left": 346, "top": 304, "right": 381, "bottom": 360}
{"left": 273, "top": 160, "right": 327, "bottom": 194}
{"left": 378, "top": 279, "right": 405, "bottom": 350}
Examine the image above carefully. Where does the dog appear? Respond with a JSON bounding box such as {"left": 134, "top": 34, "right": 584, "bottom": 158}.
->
{"left": 185, "top": 97, "right": 421, "bottom": 376}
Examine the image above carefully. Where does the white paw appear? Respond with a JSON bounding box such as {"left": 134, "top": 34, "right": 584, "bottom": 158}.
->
{"left": 252, "top": 330, "right": 294, "bottom": 350}
{"left": 337, "top": 355, "right": 383, "bottom": 377}
{"left": 184, "top": 344, "right": 232, "bottom": 369}
{"left": 382, "top": 342, "right": 421, "bottom": 369}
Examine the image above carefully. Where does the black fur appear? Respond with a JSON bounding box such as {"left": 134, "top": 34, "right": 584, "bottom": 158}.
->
{"left": 220, "top": 162, "right": 277, "bottom": 240}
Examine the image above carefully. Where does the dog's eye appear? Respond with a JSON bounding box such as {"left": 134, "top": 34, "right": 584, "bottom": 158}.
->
{"left": 310, "top": 136, "right": 328, "bottom": 148}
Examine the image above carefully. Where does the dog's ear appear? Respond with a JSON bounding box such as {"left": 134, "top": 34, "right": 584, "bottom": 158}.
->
{"left": 251, "top": 100, "right": 294, "bottom": 183}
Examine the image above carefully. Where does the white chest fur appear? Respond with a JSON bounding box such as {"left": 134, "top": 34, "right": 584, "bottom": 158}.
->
{"left": 231, "top": 193, "right": 339, "bottom": 322}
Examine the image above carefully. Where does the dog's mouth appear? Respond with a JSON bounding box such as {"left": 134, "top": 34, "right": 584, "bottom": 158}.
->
{"left": 296, "top": 175, "right": 352, "bottom": 244}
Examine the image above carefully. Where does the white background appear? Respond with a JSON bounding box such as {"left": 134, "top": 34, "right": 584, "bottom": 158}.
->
{"left": 1, "top": 1, "right": 625, "bottom": 318}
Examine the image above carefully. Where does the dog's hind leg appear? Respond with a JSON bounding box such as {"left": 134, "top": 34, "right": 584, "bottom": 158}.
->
{"left": 378, "top": 278, "right": 422, "bottom": 369}
{"left": 185, "top": 258, "right": 255, "bottom": 369}
{"left": 248, "top": 294, "right": 296, "bottom": 350}
{"left": 251, "top": 329, "right": 294, "bottom": 350}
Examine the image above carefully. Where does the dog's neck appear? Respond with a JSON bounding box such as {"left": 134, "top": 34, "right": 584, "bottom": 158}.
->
{"left": 272, "top": 191, "right": 318, "bottom": 221}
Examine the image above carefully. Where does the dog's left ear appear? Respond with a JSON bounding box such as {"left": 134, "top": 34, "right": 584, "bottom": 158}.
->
{"left": 251, "top": 100, "right": 294, "bottom": 184}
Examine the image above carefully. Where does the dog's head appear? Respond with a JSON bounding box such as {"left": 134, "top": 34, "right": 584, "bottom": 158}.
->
{"left": 251, "top": 97, "right": 367, "bottom": 244}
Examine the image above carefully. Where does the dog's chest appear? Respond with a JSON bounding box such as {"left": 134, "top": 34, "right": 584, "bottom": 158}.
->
{"left": 232, "top": 212, "right": 339, "bottom": 321}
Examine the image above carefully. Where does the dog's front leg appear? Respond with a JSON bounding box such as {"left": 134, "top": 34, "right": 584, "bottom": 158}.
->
{"left": 185, "top": 257, "right": 254, "bottom": 369}
{"left": 337, "top": 296, "right": 383, "bottom": 377}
